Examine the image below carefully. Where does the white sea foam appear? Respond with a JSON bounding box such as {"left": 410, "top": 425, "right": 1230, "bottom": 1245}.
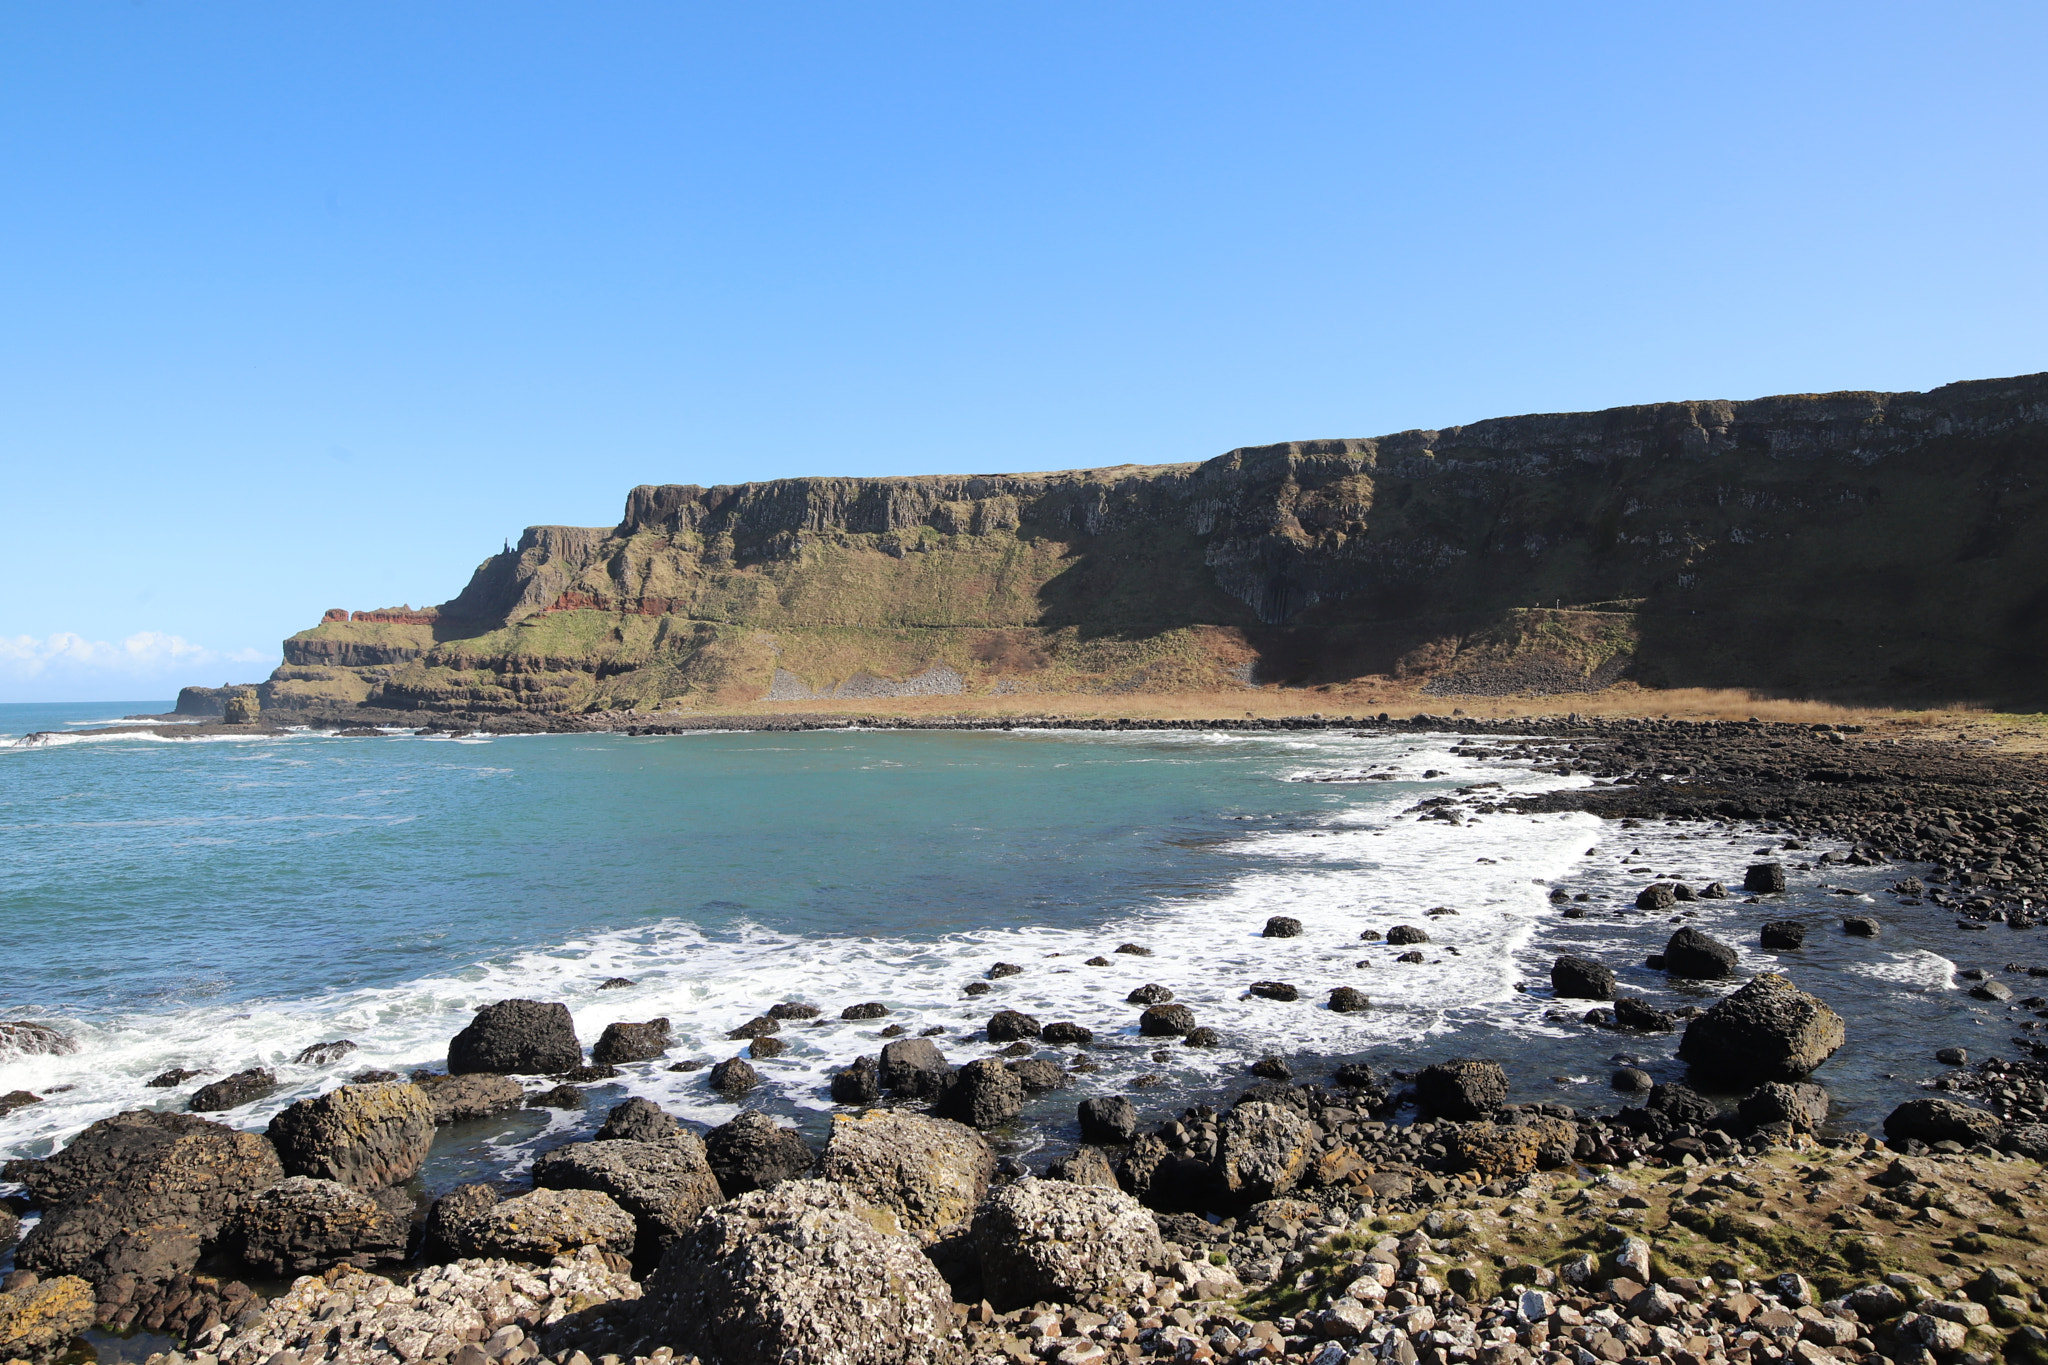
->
{"left": 1842, "top": 950, "right": 1958, "bottom": 990}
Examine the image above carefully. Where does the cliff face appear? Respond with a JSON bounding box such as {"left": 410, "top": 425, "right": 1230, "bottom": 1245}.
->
{"left": 260, "top": 372, "right": 2048, "bottom": 717}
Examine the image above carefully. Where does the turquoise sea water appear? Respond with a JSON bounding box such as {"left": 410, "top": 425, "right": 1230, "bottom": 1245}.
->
{"left": 0, "top": 701, "right": 2002, "bottom": 1185}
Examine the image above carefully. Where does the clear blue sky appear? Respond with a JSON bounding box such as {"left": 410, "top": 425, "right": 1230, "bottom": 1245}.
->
{"left": 5, "top": 2, "right": 2045, "bottom": 702}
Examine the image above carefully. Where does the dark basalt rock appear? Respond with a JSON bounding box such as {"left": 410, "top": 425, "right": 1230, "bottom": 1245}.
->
{"left": 878, "top": 1038, "right": 952, "bottom": 1098}
{"left": 1646, "top": 1082, "right": 1718, "bottom": 1128}
{"left": 1612, "top": 996, "right": 1675, "bottom": 1032}
{"left": 1761, "top": 920, "right": 1808, "bottom": 949}
{"left": 1679, "top": 972, "right": 1845, "bottom": 1084}
{"left": 1884, "top": 1097, "right": 2000, "bottom": 1146}
{"left": 144, "top": 1069, "right": 201, "bottom": 1089}
{"left": 988, "top": 962, "right": 1023, "bottom": 979}
{"left": 1551, "top": 955, "right": 1615, "bottom": 1000}
{"left": 1386, "top": 925, "right": 1430, "bottom": 946}
{"left": 749, "top": 1037, "right": 786, "bottom": 1059}
{"left": 1415, "top": 1058, "right": 1508, "bottom": 1120}
{"left": 1126, "top": 984, "right": 1174, "bottom": 1005}
{"left": 1612, "top": 1067, "right": 1653, "bottom": 1092}
{"left": 1841, "top": 916, "right": 1880, "bottom": 937}
{"left": 709, "top": 1058, "right": 761, "bottom": 1096}
{"left": 1327, "top": 986, "right": 1370, "bottom": 1013}
{"left": 840, "top": 1002, "right": 889, "bottom": 1020}
{"left": 1395, "top": 950, "right": 1425, "bottom": 963}
{"left": 1660, "top": 926, "right": 1739, "bottom": 979}
{"left": 705, "top": 1112, "right": 815, "bottom": 1194}
{"left": 1740, "top": 1081, "right": 1830, "bottom": 1132}
{"left": 1182, "top": 1027, "right": 1222, "bottom": 1047}
{"left": 1635, "top": 884, "right": 1677, "bottom": 911}
{"left": 597, "top": 977, "right": 636, "bottom": 991}
{"left": 1078, "top": 1096, "right": 1139, "bottom": 1144}
{"left": 767, "top": 1002, "right": 821, "bottom": 1020}
{"left": 266, "top": 1081, "right": 435, "bottom": 1191}
{"left": 1006, "top": 1058, "right": 1067, "bottom": 1093}
{"left": 423, "top": 1183, "right": 501, "bottom": 1260}
{"left": 1971, "top": 979, "right": 2014, "bottom": 1002}
{"left": 448, "top": 999, "right": 582, "bottom": 1075}
{"left": 189, "top": 1068, "right": 277, "bottom": 1113}
{"left": 1041, "top": 1021, "right": 1094, "bottom": 1045}
{"left": 597, "top": 1097, "right": 682, "bottom": 1144}
{"left": 293, "top": 1040, "right": 357, "bottom": 1067}
{"left": 1247, "top": 981, "right": 1299, "bottom": 1002}
{"left": 1745, "top": 863, "right": 1788, "bottom": 894}
{"left": 963, "top": 982, "right": 993, "bottom": 996}
{"left": 1115, "top": 943, "right": 1152, "bottom": 956}
{"left": 1261, "top": 917, "right": 1302, "bottom": 938}
{"left": 238, "top": 1176, "right": 409, "bottom": 1276}
{"left": 725, "top": 1016, "right": 781, "bottom": 1041}
{"left": 829, "top": 1056, "right": 881, "bottom": 1105}
{"left": 532, "top": 1084, "right": 585, "bottom": 1109}
{"left": 0, "top": 1092, "right": 42, "bottom": 1118}
{"left": 410, "top": 1071, "right": 523, "bottom": 1124}
{"left": 593, "top": 1018, "right": 673, "bottom": 1064}
{"left": 986, "top": 1010, "right": 1041, "bottom": 1042}
{"left": 1332, "top": 1062, "right": 1377, "bottom": 1088}
{"left": 1138, "top": 1004, "right": 1197, "bottom": 1037}
{"left": 1699, "top": 881, "right": 1729, "bottom": 898}
{"left": 1249, "top": 1056, "right": 1292, "bottom": 1080}
{"left": 937, "top": 1058, "right": 1024, "bottom": 1129}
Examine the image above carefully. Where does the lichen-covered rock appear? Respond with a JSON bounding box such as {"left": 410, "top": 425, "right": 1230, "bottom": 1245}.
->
{"left": 0, "top": 1274, "right": 95, "bottom": 1363}
{"left": 8, "top": 1110, "right": 282, "bottom": 1289}
{"left": 970, "top": 1177, "right": 1162, "bottom": 1310}
{"left": 265, "top": 1082, "right": 435, "bottom": 1192}
{"left": 1678, "top": 972, "right": 1845, "bottom": 1083}
{"left": 238, "top": 1176, "right": 409, "bottom": 1276}
{"left": 447, "top": 999, "right": 582, "bottom": 1075}
{"left": 188, "top": 1068, "right": 277, "bottom": 1113}
{"left": 641, "top": 1179, "right": 960, "bottom": 1365}
{"left": 435, "top": 1187, "right": 636, "bottom": 1262}
{"left": 817, "top": 1110, "right": 995, "bottom": 1243}
{"left": 590, "top": 1017, "right": 672, "bottom": 1066}
{"left": 531, "top": 1133, "right": 723, "bottom": 1251}
{"left": 1441, "top": 1118, "right": 1577, "bottom": 1179}
{"left": 1415, "top": 1058, "right": 1509, "bottom": 1120}
{"left": 1217, "top": 1101, "right": 1314, "bottom": 1202}
{"left": 411, "top": 1071, "right": 524, "bottom": 1124}
{"left": 704, "top": 1111, "right": 814, "bottom": 1195}
{"left": 1884, "top": 1097, "right": 2001, "bottom": 1146}
{"left": 194, "top": 1247, "right": 640, "bottom": 1365}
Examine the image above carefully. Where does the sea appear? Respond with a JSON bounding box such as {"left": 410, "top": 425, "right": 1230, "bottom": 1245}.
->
{"left": 0, "top": 700, "right": 2006, "bottom": 1211}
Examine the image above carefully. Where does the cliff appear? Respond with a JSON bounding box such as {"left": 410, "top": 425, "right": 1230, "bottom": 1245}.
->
{"left": 252, "top": 372, "right": 2048, "bottom": 718}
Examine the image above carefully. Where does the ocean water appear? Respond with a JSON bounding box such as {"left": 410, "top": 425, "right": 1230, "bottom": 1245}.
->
{"left": 0, "top": 701, "right": 2015, "bottom": 1200}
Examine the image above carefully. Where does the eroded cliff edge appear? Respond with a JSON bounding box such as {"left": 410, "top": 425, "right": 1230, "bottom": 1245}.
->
{"left": 243, "top": 372, "right": 2048, "bottom": 720}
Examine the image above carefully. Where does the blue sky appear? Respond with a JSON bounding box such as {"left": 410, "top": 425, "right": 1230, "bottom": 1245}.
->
{"left": 4, "top": 2, "right": 2045, "bottom": 702}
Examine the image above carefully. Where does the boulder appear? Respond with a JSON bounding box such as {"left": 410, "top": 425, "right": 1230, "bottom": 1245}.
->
{"left": 0, "top": 1274, "right": 95, "bottom": 1364}
{"left": 1415, "top": 1058, "right": 1508, "bottom": 1120}
{"left": 1117, "top": 1134, "right": 1218, "bottom": 1212}
{"left": 1635, "top": 884, "right": 1677, "bottom": 911}
{"left": 596, "top": 1096, "right": 682, "bottom": 1143}
{"left": 434, "top": 1187, "right": 635, "bottom": 1261}
{"left": 1884, "top": 1098, "right": 2001, "bottom": 1147}
{"left": 1761, "top": 920, "right": 1808, "bottom": 950}
{"left": 1048, "top": 1146, "right": 1120, "bottom": 1189}
{"left": 816, "top": 1110, "right": 995, "bottom": 1242}
{"left": 830, "top": 1056, "right": 882, "bottom": 1105}
{"left": 1139, "top": 1004, "right": 1197, "bottom": 1036}
{"left": 1971, "top": 979, "right": 2014, "bottom": 1002}
{"left": 937, "top": 1057, "right": 1024, "bottom": 1129}
{"left": 1612, "top": 1067, "right": 1653, "bottom": 1092}
{"left": 265, "top": 1081, "right": 435, "bottom": 1191}
{"left": 411, "top": 1071, "right": 524, "bottom": 1124}
{"left": 1551, "top": 955, "right": 1615, "bottom": 1000}
{"left": 1041, "top": 1021, "right": 1093, "bottom": 1045}
{"left": 1646, "top": 1083, "right": 1719, "bottom": 1127}
{"left": 1740, "top": 1082, "right": 1830, "bottom": 1132}
{"left": 238, "top": 1176, "right": 410, "bottom": 1276}
{"left": 188, "top": 1068, "right": 277, "bottom": 1112}
{"left": 1262, "top": 916, "right": 1302, "bottom": 938}
{"left": 1841, "top": 916, "right": 1880, "bottom": 938}
{"left": 1183, "top": 1027, "right": 1222, "bottom": 1047}
{"left": 840, "top": 1002, "right": 889, "bottom": 1020}
{"left": 1442, "top": 1118, "right": 1577, "bottom": 1179}
{"left": 293, "top": 1040, "right": 358, "bottom": 1066}
{"left": 640, "top": 1179, "right": 961, "bottom": 1365}
{"left": 727, "top": 1016, "right": 781, "bottom": 1040}
{"left": 1126, "top": 984, "right": 1174, "bottom": 1005}
{"left": 423, "top": 1183, "right": 501, "bottom": 1259}
{"left": 0, "top": 1022, "right": 78, "bottom": 1059}
{"left": 1745, "top": 863, "right": 1788, "bottom": 894}
{"left": 971, "top": 1178, "right": 1164, "bottom": 1310}
{"left": 1248, "top": 981, "right": 1299, "bottom": 1002}
{"left": 709, "top": 1057, "right": 761, "bottom": 1096}
{"left": 1327, "top": 986, "right": 1370, "bottom": 1013}
{"left": 1612, "top": 996, "right": 1675, "bottom": 1032}
{"left": 2003, "top": 1123, "right": 2048, "bottom": 1160}
{"left": 532, "top": 1133, "right": 723, "bottom": 1249}
{"left": 768, "top": 1001, "right": 822, "bottom": 1020}
{"left": 878, "top": 1037, "right": 953, "bottom": 1097}
{"left": 1006, "top": 1057, "right": 1067, "bottom": 1092}
{"left": 1385, "top": 925, "right": 1429, "bottom": 946}
{"left": 1217, "top": 1102, "right": 1314, "bottom": 1201}
{"left": 590, "top": 1017, "right": 672, "bottom": 1065}
{"left": 448, "top": 999, "right": 582, "bottom": 1075}
{"left": 1678, "top": 973, "right": 1845, "bottom": 1084}
{"left": 9, "top": 1110, "right": 282, "bottom": 1290}
{"left": 705, "top": 1112, "right": 815, "bottom": 1194}
{"left": 1078, "top": 1096, "right": 1139, "bottom": 1145}
{"left": 1660, "top": 927, "right": 1739, "bottom": 978}
{"left": 985, "top": 1010, "right": 1041, "bottom": 1042}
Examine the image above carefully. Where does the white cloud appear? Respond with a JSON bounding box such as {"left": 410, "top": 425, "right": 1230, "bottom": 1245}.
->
{"left": 0, "top": 631, "right": 270, "bottom": 679}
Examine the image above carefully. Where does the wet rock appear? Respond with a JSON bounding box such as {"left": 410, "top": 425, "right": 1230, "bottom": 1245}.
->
{"left": 1327, "top": 986, "right": 1371, "bottom": 1013}
{"left": 292, "top": 1040, "right": 357, "bottom": 1067}
{"left": 705, "top": 1112, "right": 814, "bottom": 1194}
{"left": 1078, "top": 1096, "right": 1139, "bottom": 1145}
{"left": 840, "top": 1002, "right": 889, "bottom": 1020}
{"left": 1250, "top": 1055, "right": 1292, "bottom": 1080}
{"left": 1415, "top": 1058, "right": 1508, "bottom": 1120}
{"left": 1005, "top": 1057, "right": 1067, "bottom": 1092}
{"left": 640, "top": 1179, "right": 960, "bottom": 1365}
{"left": 0, "top": 1022, "right": 77, "bottom": 1059}
{"left": 1126, "top": 984, "right": 1174, "bottom": 1005}
{"left": 985, "top": 1009, "right": 1041, "bottom": 1042}
{"left": 265, "top": 1081, "right": 434, "bottom": 1192}
{"left": 596, "top": 1096, "right": 681, "bottom": 1144}
{"left": 448, "top": 999, "right": 582, "bottom": 1075}
{"left": 1635, "top": 883, "right": 1678, "bottom": 911}
{"left": 533, "top": 1132, "right": 723, "bottom": 1250}
{"left": 988, "top": 962, "right": 1023, "bottom": 979}
{"left": 1041, "top": 1021, "right": 1093, "bottom": 1045}
{"left": 1660, "top": 926, "right": 1739, "bottom": 978}
{"left": 936, "top": 1057, "right": 1024, "bottom": 1129}
{"left": 1182, "top": 1026, "right": 1222, "bottom": 1047}
{"left": 1612, "top": 1067, "right": 1653, "bottom": 1092}
{"left": 1048, "top": 1145, "right": 1120, "bottom": 1188}
{"left": 1936, "top": 1046, "right": 1969, "bottom": 1066}
{"left": 0, "top": 1274, "right": 94, "bottom": 1364}
{"left": 9, "top": 1110, "right": 283, "bottom": 1290}
{"left": 591, "top": 1017, "right": 672, "bottom": 1065}
{"left": 830, "top": 1056, "right": 882, "bottom": 1105}
{"left": 0, "top": 1091, "right": 42, "bottom": 1118}
{"left": 1385, "top": 925, "right": 1430, "bottom": 946}
{"left": 1884, "top": 1097, "right": 2001, "bottom": 1146}
{"left": 441, "top": 1187, "right": 636, "bottom": 1262}
{"left": 726, "top": 1015, "right": 781, "bottom": 1041}
{"left": 1551, "top": 955, "right": 1615, "bottom": 1000}
{"left": 188, "top": 1068, "right": 277, "bottom": 1113}
{"left": 1761, "top": 920, "right": 1808, "bottom": 949}
{"left": 767, "top": 1001, "right": 821, "bottom": 1020}
{"left": 971, "top": 1177, "right": 1163, "bottom": 1310}
{"left": 1331, "top": 1062, "right": 1378, "bottom": 1088}
{"left": 1745, "top": 862, "right": 1788, "bottom": 894}
{"left": 961, "top": 982, "right": 992, "bottom": 996}
{"left": 1115, "top": 943, "right": 1152, "bottom": 956}
{"left": 1217, "top": 1101, "right": 1313, "bottom": 1201}
{"left": 1612, "top": 996, "right": 1675, "bottom": 1032}
{"left": 238, "top": 1176, "right": 409, "bottom": 1276}
{"left": 1699, "top": 881, "right": 1729, "bottom": 898}
{"left": 144, "top": 1069, "right": 200, "bottom": 1089}
{"left": 1139, "top": 1004, "right": 1197, "bottom": 1036}
{"left": 878, "top": 1037, "right": 952, "bottom": 1098}
{"left": 709, "top": 1057, "right": 761, "bottom": 1096}
{"left": 1247, "top": 981, "right": 1299, "bottom": 1002}
{"left": 1262, "top": 916, "right": 1302, "bottom": 938}
{"left": 1841, "top": 916, "right": 1881, "bottom": 937}
{"left": 817, "top": 1109, "right": 995, "bottom": 1242}
{"left": 748, "top": 1036, "right": 785, "bottom": 1059}
{"left": 1646, "top": 1082, "right": 1719, "bottom": 1128}
{"left": 1739, "top": 1081, "right": 1830, "bottom": 1131}
{"left": 411, "top": 1071, "right": 524, "bottom": 1124}
{"left": 598, "top": 976, "right": 635, "bottom": 990}
{"left": 1971, "top": 979, "right": 2015, "bottom": 1002}
{"left": 1679, "top": 972, "right": 1845, "bottom": 1083}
